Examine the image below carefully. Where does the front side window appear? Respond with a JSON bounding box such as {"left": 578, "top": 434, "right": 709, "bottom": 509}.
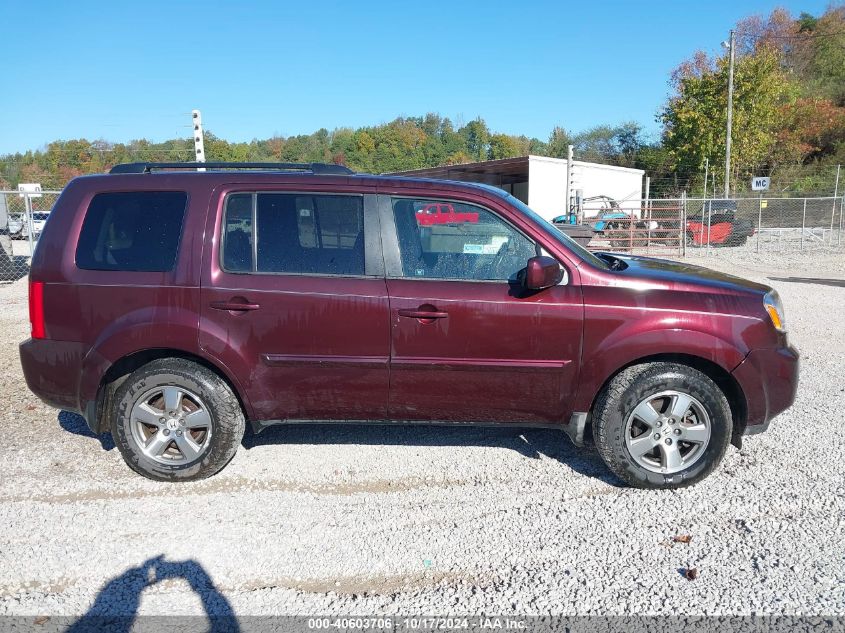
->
{"left": 76, "top": 191, "right": 188, "bottom": 272}
{"left": 392, "top": 197, "right": 537, "bottom": 281}
{"left": 222, "top": 193, "right": 365, "bottom": 276}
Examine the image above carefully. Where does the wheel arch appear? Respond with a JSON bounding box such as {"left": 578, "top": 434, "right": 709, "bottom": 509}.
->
{"left": 587, "top": 353, "right": 748, "bottom": 446}
{"left": 90, "top": 348, "right": 253, "bottom": 434}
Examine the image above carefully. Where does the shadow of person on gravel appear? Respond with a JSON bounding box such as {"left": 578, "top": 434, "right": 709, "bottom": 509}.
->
{"left": 58, "top": 411, "right": 114, "bottom": 451}
{"left": 65, "top": 555, "right": 238, "bottom": 633}
{"left": 243, "top": 424, "right": 621, "bottom": 486}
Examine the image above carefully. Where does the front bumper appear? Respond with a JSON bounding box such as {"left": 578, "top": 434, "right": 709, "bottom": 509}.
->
{"left": 731, "top": 345, "right": 800, "bottom": 434}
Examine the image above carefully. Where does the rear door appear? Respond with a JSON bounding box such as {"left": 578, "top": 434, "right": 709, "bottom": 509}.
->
{"left": 199, "top": 185, "right": 389, "bottom": 423}
{"left": 380, "top": 192, "right": 583, "bottom": 424}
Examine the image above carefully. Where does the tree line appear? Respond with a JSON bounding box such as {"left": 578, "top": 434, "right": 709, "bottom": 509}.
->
{"left": 2, "top": 6, "right": 844, "bottom": 198}
{"left": 0, "top": 117, "right": 658, "bottom": 192}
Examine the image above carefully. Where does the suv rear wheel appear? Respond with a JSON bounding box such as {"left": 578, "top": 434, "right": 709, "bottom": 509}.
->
{"left": 111, "top": 358, "right": 245, "bottom": 481}
{"left": 593, "top": 362, "right": 731, "bottom": 489}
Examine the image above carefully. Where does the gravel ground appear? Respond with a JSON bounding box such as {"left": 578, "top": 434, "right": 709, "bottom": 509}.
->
{"left": 0, "top": 250, "right": 843, "bottom": 619}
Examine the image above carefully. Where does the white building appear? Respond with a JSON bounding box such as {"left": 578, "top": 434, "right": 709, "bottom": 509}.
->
{"left": 393, "top": 155, "right": 645, "bottom": 222}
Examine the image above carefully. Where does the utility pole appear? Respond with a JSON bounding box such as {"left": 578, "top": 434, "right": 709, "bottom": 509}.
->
{"left": 192, "top": 109, "right": 206, "bottom": 171}
{"left": 564, "top": 145, "right": 574, "bottom": 222}
{"left": 724, "top": 30, "right": 735, "bottom": 199}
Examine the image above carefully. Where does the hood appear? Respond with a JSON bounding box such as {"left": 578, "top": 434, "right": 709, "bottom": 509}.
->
{"left": 599, "top": 253, "right": 771, "bottom": 295}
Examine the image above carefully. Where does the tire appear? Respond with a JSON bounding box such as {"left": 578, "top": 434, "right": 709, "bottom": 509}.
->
{"left": 111, "top": 358, "right": 245, "bottom": 482}
{"left": 592, "top": 362, "right": 731, "bottom": 489}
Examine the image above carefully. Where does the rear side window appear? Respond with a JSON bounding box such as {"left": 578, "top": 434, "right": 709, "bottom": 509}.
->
{"left": 76, "top": 192, "right": 188, "bottom": 272}
{"left": 222, "top": 192, "right": 365, "bottom": 276}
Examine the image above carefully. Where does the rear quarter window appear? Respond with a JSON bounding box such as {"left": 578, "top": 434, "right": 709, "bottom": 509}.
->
{"left": 76, "top": 192, "right": 188, "bottom": 272}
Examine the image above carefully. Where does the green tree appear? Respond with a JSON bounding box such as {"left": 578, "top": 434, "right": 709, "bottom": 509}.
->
{"left": 802, "top": 7, "right": 845, "bottom": 105}
{"left": 460, "top": 118, "right": 491, "bottom": 162}
{"left": 661, "top": 47, "right": 798, "bottom": 192}
{"left": 488, "top": 134, "right": 522, "bottom": 160}
{"left": 547, "top": 126, "right": 572, "bottom": 158}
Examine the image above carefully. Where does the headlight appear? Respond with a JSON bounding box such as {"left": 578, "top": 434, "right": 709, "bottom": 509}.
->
{"left": 764, "top": 290, "right": 786, "bottom": 331}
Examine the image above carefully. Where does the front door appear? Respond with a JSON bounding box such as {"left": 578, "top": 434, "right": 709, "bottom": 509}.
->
{"left": 382, "top": 194, "right": 583, "bottom": 424}
{"left": 200, "top": 188, "right": 389, "bottom": 422}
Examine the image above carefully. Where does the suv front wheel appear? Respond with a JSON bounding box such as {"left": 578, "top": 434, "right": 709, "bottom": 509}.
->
{"left": 593, "top": 362, "right": 731, "bottom": 489}
{"left": 111, "top": 358, "right": 245, "bottom": 481}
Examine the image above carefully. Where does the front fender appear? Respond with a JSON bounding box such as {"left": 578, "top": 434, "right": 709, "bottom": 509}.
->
{"left": 573, "top": 326, "right": 748, "bottom": 413}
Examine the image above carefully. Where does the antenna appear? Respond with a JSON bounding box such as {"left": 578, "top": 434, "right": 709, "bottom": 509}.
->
{"left": 192, "top": 109, "right": 206, "bottom": 172}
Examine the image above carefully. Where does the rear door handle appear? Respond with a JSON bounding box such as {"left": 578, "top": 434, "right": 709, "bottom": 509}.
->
{"left": 210, "top": 300, "right": 261, "bottom": 312}
{"left": 398, "top": 309, "right": 448, "bottom": 319}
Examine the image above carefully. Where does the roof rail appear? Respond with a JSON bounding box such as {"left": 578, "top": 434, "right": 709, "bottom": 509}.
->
{"left": 108, "top": 162, "right": 355, "bottom": 175}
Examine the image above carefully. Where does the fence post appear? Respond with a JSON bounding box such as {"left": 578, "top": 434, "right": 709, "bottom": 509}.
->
{"left": 800, "top": 199, "right": 807, "bottom": 251}
{"left": 840, "top": 193, "right": 844, "bottom": 247}
{"left": 644, "top": 177, "right": 651, "bottom": 253}
{"left": 706, "top": 200, "right": 712, "bottom": 253}
{"left": 832, "top": 165, "right": 841, "bottom": 246}
{"left": 24, "top": 194, "right": 35, "bottom": 257}
{"left": 756, "top": 196, "right": 762, "bottom": 254}
{"left": 681, "top": 191, "right": 687, "bottom": 257}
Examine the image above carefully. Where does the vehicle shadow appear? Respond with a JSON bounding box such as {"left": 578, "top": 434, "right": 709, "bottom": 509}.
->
{"left": 243, "top": 423, "right": 620, "bottom": 486}
{"left": 768, "top": 276, "right": 845, "bottom": 288}
{"left": 65, "top": 555, "right": 238, "bottom": 633}
{"left": 58, "top": 410, "right": 115, "bottom": 451}
{"left": 57, "top": 411, "right": 620, "bottom": 486}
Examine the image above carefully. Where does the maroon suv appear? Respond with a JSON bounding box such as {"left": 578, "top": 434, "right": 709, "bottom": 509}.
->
{"left": 19, "top": 162, "right": 798, "bottom": 488}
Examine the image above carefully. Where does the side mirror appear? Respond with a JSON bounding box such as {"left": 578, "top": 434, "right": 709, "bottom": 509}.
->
{"left": 524, "top": 256, "right": 563, "bottom": 290}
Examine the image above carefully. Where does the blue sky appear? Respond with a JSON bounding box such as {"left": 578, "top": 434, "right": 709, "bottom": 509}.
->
{"left": 0, "top": 0, "right": 832, "bottom": 154}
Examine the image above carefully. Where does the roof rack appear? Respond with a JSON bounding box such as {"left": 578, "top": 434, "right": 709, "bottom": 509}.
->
{"left": 109, "top": 162, "right": 355, "bottom": 175}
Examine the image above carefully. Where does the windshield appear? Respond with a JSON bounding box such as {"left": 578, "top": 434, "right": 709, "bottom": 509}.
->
{"left": 501, "top": 193, "right": 609, "bottom": 269}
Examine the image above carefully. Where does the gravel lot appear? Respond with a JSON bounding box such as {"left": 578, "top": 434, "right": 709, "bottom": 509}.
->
{"left": 0, "top": 250, "right": 843, "bottom": 619}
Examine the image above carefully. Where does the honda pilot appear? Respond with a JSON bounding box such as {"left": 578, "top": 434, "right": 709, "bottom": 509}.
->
{"left": 19, "top": 162, "right": 799, "bottom": 488}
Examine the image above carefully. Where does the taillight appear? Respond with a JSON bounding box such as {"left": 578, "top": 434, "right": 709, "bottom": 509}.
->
{"left": 29, "top": 280, "right": 45, "bottom": 339}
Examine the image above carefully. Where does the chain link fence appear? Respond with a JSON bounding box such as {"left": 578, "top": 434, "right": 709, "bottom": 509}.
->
{"left": 0, "top": 191, "right": 61, "bottom": 282}
{"left": 579, "top": 195, "right": 845, "bottom": 257}
{"left": 0, "top": 189, "right": 842, "bottom": 283}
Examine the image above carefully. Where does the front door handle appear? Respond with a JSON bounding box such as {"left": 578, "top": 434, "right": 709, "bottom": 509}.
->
{"left": 398, "top": 308, "right": 448, "bottom": 320}
{"left": 210, "top": 300, "right": 261, "bottom": 312}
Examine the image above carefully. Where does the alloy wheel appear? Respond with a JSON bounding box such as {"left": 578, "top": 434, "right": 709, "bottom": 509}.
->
{"left": 129, "top": 386, "right": 213, "bottom": 465}
{"left": 623, "top": 390, "right": 711, "bottom": 474}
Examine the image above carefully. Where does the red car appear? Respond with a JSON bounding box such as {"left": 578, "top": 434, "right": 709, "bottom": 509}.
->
{"left": 19, "top": 162, "right": 798, "bottom": 488}
{"left": 415, "top": 202, "right": 479, "bottom": 226}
